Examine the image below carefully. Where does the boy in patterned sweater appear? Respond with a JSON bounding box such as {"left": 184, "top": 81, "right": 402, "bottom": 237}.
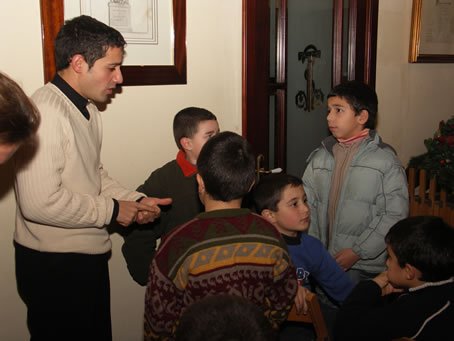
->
{"left": 144, "top": 131, "right": 298, "bottom": 340}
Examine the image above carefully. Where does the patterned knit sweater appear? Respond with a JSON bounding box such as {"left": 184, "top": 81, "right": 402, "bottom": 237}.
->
{"left": 144, "top": 208, "right": 298, "bottom": 340}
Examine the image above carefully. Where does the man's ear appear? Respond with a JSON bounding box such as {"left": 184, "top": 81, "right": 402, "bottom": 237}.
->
{"left": 70, "top": 54, "right": 87, "bottom": 73}
{"left": 261, "top": 209, "right": 276, "bottom": 224}
{"left": 357, "top": 109, "right": 369, "bottom": 125}
{"left": 180, "top": 137, "right": 192, "bottom": 151}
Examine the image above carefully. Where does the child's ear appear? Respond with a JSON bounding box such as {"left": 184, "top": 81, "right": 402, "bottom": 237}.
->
{"left": 180, "top": 137, "right": 192, "bottom": 151}
{"left": 196, "top": 173, "right": 204, "bottom": 189}
{"left": 261, "top": 209, "right": 276, "bottom": 224}
{"left": 404, "top": 263, "right": 420, "bottom": 280}
{"left": 357, "top": 109, "right": 369, "bottom": 125}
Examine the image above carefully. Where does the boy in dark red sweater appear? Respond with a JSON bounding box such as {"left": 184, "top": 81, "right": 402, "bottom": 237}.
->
{"left": 144, "top": 132, "right": 298, "bottom": 340}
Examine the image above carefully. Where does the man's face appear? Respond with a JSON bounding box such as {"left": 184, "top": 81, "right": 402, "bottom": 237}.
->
{"left": 79, "top": 46, "right": 124, "bottom": 103}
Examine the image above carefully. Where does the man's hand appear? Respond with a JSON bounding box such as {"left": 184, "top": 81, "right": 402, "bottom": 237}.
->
{"left": 136, "top": 197, "right": 172, "bottom": 224}
{"left": 372, "top": 271, "right": 404, "bottom": 296}
{"left": 116, "top": 200, "right": 162, "bottom": 227}
{"left": 294, "top": 285, "right": 311, "bottom": 315}
{"left": 333, "top": 248, "right": 360, "bottom": 271}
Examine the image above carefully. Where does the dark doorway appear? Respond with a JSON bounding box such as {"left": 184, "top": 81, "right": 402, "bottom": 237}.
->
{"left": 243, "top": 0, "right": 378, "bottom": 176}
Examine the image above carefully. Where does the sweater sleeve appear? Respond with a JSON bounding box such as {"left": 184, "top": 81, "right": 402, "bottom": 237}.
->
{"left": 122, "top": 167, "right": 169, "bottom": 286}
{"left": 265, "top": 242, "right": 298, "bottom": 327}
{"left": 333, "top": 279, "right": 420, "bottom": 341}
{"left": 352, "top": 161, "right": 409, "bottom": 259}
{"left": 144, "top": 258, "right": 181, "bottom": 340}
{"left": 308, "top": 237, "right": 354, "bottom": 303}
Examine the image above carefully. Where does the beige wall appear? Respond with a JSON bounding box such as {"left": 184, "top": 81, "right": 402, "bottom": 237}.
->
{"left": 0, "top": 1, "right": 242, "bottom": 340}
{"left": 1, "top": 0, "right": 453, "bottom": 340}
{"left": 376, "top": 0, "right": 454, "bottom": 166}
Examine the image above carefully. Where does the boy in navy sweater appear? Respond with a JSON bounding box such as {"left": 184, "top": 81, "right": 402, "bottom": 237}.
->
{"left": 253, "top": 173, "right": 354, "bottom": 339}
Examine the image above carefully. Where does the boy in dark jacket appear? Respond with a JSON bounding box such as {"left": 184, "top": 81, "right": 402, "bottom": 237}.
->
{"left": 335, "top": 216, "right": 454, "bottom": 341}
{"left": 122, "top": 107, "right": 219, "bottom": 285}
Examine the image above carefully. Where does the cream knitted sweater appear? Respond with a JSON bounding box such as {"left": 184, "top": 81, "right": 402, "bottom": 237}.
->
{"left": 14, "top": 83, "right": 143, "bottom": 254}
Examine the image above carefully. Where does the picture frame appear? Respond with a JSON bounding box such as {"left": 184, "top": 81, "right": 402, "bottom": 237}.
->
{"left": 409, "top": 0, "right": 454, "bottom": 63}
{"left": 40, "top": 0, "right": 187, "bottom": 85}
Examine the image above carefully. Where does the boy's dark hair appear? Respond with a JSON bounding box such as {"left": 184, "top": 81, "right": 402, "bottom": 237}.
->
{"left": 253, "top": 173, "right": 302, "bottom": 214}
{"left": 0, "top": 72, "right": 40, "bottom": 144}
{"left": 385, "top": 216, "right": 454, "bottom": 282}
{"left": 328, "top": 80, "right": 378, "bottom": 129}
{"left": 173, "top": 107, "right": 217, "bottom": 150}
{"left": 197, "top": 131, "right": 255, "bottom": 202}
{"left": 175, "top": 295, "right": 277, "bottom": 341}
{"left": 55, "top": 15, "right": 126, "bottom": 71}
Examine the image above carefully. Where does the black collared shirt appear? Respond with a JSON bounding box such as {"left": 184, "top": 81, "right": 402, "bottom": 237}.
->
{"left": 51, "top": 74, "right": 90, "bottom": 120}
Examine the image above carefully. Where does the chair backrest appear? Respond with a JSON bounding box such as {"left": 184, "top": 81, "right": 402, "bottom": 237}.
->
{"left": 286, "top": 291, "right": 330, "bottom": 341}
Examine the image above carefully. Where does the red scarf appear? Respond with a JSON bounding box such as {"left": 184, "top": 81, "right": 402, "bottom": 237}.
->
{"left": 338, "top": 129, "right": 370, "bottom": 146}
{"left": 176, "top": 150, "right": 197, "bottom": 177}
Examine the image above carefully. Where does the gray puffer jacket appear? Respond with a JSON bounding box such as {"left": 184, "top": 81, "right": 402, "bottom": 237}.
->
{"left": 303, "top": 131, "right": 409, "bottom": 273}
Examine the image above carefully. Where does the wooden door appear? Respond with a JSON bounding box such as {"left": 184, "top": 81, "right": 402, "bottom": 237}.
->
{"left": 243, "top": 0, "right": 378, "bottom": 172}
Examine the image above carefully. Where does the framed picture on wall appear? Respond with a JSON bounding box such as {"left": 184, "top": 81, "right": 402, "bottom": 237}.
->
{"left": 40, "top": 0, "right": 187, "bottom": 85}
{"left": 409, "top": 0, "right": 454, "bottom": 63}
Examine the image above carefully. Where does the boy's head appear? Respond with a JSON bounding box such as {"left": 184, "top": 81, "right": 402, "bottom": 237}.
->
{"left": 196, "top": 131, "right": 255, "bottom": 203}
{"left": 173, "top": 107, "right": 218, "bottom": 164}
{"left": 327, "top": 81, "right": 377, "bottom": 140}
{"left": 253, "top": 173, "right": 310, "bottom": 237}
{"left": 385, "top": 216, "right": 454, "bottom": 287}
{"left": 175, "top": 295, "right": 277, "bottom": 341}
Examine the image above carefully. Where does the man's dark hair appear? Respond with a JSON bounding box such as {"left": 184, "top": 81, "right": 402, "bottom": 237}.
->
{"left": 253, "top": 173, "right": 302, "bottom": 214}
{"left": 0, "top": 72, "right": 40, "bottom": 144}
{"left": 385, "top": 216, "right": 454, "bottom": 282}
{"left": 175, "top": 295, "right": 277, "bottom": 341}
{"left": 173, "top": 107, "right": 217, "bottom": 150}
{"left": 54, "top": 15, "right": 126, "bottom": 71}
{"left": 327, "top": 80, "right": 378, "bottom": 129}
{"left": 197, "top": 131, "right": 255, "bottom": 202}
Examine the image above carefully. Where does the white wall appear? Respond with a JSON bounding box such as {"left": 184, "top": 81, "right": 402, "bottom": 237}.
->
{"left": 0, "top": 1, "right": 242, "bottom": 340}
{"left": 376, "top": 0, "right": 454, "bottom": 166}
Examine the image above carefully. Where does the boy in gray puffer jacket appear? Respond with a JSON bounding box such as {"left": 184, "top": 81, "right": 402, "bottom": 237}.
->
{"left": 303, "top": 80, "right": 409, "bottom": 285}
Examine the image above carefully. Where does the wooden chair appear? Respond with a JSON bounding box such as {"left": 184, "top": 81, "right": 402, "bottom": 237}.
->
{"left": 408, "top": 167, "right": 454, "bottom": 226}
{"left": 287, "top": 291, "right": 330, "bottom": 341}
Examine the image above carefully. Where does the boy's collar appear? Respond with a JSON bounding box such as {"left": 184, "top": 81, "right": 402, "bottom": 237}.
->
{"left": 176, "top": 150, "right": 197, "bottom": 177}
{"left": 281, "top": 231, "right": 302, "bottom": 245}
{"left": 337, "top": 128, "right": 370, "bottom": 145}
{"left": 408, "top": 277, "right": 454, "bottom": 292}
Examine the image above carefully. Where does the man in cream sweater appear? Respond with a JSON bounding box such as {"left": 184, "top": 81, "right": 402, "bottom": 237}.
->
{"left": 13, "top": 15, "right": 170, "bottom": 341}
